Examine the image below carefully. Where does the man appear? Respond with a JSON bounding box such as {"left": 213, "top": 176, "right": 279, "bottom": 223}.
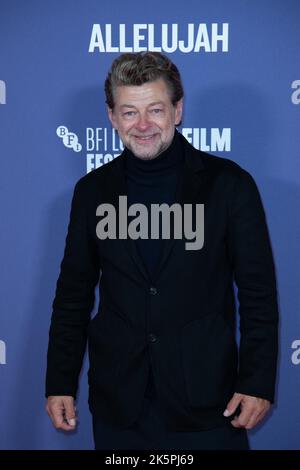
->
{"left": 45, "top": 52, "right": 279, "bottom": 450}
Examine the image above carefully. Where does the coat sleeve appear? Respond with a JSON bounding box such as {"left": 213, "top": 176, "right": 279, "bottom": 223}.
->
{"left": 45, "top": 179, "right": 100, "bottom": 399}
{"left": 227, "top": 169, "right": 279, "bottom": 403}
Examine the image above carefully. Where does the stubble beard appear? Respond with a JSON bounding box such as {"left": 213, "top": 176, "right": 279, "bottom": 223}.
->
{"left": 127, "top": 133, "right": 172, "bottom": 161}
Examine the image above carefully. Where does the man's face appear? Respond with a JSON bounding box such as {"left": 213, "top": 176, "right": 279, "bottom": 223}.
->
{"left": 108, "top": 78, "right": 183, "bottom": 160}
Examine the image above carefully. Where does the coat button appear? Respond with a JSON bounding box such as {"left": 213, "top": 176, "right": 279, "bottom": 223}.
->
{"left": 149, "top": 287, "right": 158, "bottom": 295}
{"left": 148, "top": 333, "right": 158, "bottom": 343}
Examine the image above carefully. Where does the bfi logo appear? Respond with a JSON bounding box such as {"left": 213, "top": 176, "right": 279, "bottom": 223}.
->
{"left": 0, "top": 340, "right": 6, "bottom": 364}
{"left": 0, "top": 80, "right": 6, "bottom": 104}
{"left": 56, "top": 126, "right": 82, "bottom": 152}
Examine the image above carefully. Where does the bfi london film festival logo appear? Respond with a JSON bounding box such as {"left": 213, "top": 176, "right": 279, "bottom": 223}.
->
{"left": 0, "top": 80, "right": 6, "bottom": 104}
{"left": 56, "top": 125, "right": 124, "bottom": 172}
{"left": 88, "top": 23, "right": 229, "bottom": 53}
{"left": 56, "top": 125, "right": 231, "bottom": 174}
{"left": 0, "top": 340, "right": 6, "bottom": 365}
{"left": 291, "top": 80, "right": 300, "bottom": 104}
{"left": 291, "top": 340, "right": 300, "bottom": 365}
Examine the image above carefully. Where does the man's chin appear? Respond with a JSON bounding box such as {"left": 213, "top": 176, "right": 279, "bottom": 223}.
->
{"left": 129, "top": 144, "right": 162, "bottom": 161}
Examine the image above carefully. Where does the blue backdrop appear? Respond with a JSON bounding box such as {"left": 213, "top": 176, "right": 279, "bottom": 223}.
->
{"left": 0, "top": 0, "right": 299, "bottom": 449}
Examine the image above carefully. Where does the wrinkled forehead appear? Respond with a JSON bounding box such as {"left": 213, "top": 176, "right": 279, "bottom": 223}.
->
{"left": 112, "top": 78, "right": 173, "bottom": 108}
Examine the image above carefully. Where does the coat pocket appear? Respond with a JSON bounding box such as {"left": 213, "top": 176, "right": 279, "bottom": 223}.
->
{"left": 87, "top": 307, "right": 132, "bottom": 385}
{"left": 180, "top": 313, "right": 238, "bottom": 408}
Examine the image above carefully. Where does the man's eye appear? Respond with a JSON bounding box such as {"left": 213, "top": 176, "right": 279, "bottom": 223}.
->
{"left": 151, "top": 109, "right": 163, "bottom": 114}
{"left": 123, "top": 111, "right": 136, "bottom": 117}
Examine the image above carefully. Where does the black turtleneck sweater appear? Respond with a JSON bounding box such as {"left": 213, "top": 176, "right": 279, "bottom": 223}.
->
{"left": 124, "top": 129, "right": 184, "bottom": 280}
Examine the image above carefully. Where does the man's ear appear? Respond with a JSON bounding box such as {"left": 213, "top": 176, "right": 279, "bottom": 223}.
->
{"left": 174, "top": 98, "right": 183, "bottom": 126}
{"left": 107, "top": 107, "right": 117, "bottom": 129}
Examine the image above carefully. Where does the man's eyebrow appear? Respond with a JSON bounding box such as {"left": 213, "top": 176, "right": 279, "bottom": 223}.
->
{"left": 120, "top": 104, "right": 136, "bottom": 109}
{"left": 148, "top": 101, "right": 165, "bottom": 107}
{"left": 120, "top": 101, "right": 165, "bottom": 109}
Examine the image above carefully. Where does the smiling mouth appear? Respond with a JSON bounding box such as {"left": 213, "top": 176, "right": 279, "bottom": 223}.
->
{"left": 133, "top": 134, "right": 158, "bottom": 142}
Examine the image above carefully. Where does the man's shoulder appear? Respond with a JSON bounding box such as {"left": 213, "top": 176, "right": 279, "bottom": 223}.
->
{"left": 195, "top": 149, "right": 260, "bottom": 200}
{"left": 185, "top": 146, "right": 250, "bottom": 187}
{"left": 180, "top": 131, "right": 248, "bottom": 179}
{"left": 200, "top": 151, "right": 247, "bottom": 178}
{"left": 182, "top": 137, "right": 258, "bottom": 198}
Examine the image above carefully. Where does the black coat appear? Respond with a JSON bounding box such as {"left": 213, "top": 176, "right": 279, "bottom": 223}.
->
{"left": 45, "top": 132, "right": 279, "bottom": 431}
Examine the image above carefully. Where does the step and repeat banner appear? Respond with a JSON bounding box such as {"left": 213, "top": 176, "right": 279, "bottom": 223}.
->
{"left": 0, "top": 0, "right": 299, "bottom": 450}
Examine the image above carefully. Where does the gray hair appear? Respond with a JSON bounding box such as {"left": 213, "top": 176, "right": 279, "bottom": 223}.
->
{"left": 105, "top": 51, "right": 184, "bottom": 109}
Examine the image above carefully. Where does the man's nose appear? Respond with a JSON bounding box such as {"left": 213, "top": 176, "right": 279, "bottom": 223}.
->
{"left": 135, "top": 113, "right": 151, "bottom": 131}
